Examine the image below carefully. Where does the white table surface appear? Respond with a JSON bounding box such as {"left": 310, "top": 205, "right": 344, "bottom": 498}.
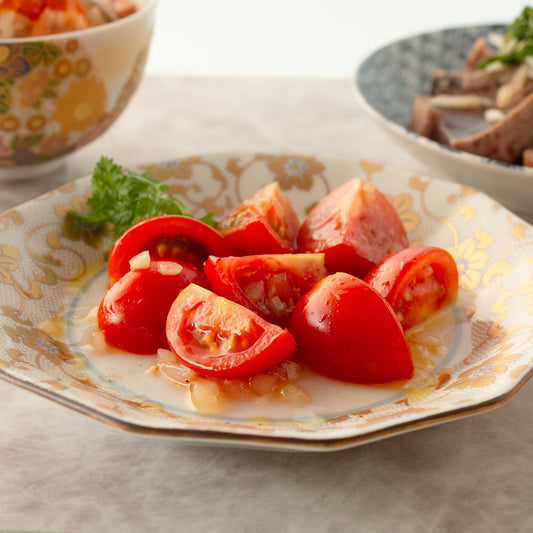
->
{"left": 2, "top": 3, "right": 533, "bottom": 532}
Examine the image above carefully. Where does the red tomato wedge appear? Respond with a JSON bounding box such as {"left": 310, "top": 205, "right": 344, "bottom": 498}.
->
{"left": 217, "top": 182, "right": 300, "bottom": 255}
{"left": 204, "top": 253, "right": 328, "bottom": 326}
{"left": 288, "top": 272, "right": 413, "bottom": 383}
{"left": 106, "top": 215, "right": 232, "bottom": 284}
{"left": 166, "top": 284, "right": 297, "bottom": 378}
{"left": 364, "top": 245, "right": 459, "bottom": 330}
{"left": 297, "top": 178, "right": 408, "bottom": 278}
{"left": 98, "top": 260, "right": 208, "bottom": 355}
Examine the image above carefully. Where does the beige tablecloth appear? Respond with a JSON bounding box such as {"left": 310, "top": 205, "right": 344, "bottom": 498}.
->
{"left": 1, "top": 76, "right": 532, "bottom": 533}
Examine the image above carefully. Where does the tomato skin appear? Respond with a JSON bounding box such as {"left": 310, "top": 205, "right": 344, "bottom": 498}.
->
{"left": 107, "top": 215, "right": 232, "bottom": 284}
{"left": 166, "top": 284, "right": 297, "bottom": 379}
{"left": 204, "top": 253, "right": 328, "bottom": 326}
{"left": 288, "top": 272, "right": 413, "bottom": 383}
{"left": 297, "top": 178, "right": 408, "bottom": 278}
{"left": 364, "top": 245, "right": 459, "bottom": 330}
{"left": 217, "top": 182, "right": 300, "bottom": 255}
{"left": 97, "top": 260, "right": 208, "bottom": 355}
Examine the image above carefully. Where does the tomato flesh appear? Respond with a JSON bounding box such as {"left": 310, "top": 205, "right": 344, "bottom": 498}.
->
{"left": 364, "top": 245, "right": 459, "bottom": 330}
{"left": 297, "top": 178, "right": 408, "bottom": 278}
{"left": 217, "top": 182, "right": 300, "bottom": 255}
{"left": 288, "top": 272, "right": 413, "bottom": 383}
{"left": 204, "top": 253, "right": 328, "bottom": 326}
{"left": 166, "top": 284, "right": 297, "bottom": 378}
{"left": 97, "top": 260, "right": 208, "bottom": 355}
{"left": 2, "top": 0, "right": 86, "bottom": 19}
{"left": 106, "top": 215, "right": 232, "bottom": 284}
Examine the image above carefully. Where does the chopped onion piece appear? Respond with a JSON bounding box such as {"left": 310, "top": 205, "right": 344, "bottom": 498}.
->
{"left": 154, "top": 261, "right": 184, "bottom": 276}
{"left": 487, "top": 32, "right": 504, "bottom": 50}
{"left": 250, "top": 373, "right": 280, "bottom": 395}
{"left": 82, "top": 305, "right": 99, "bottom": 323}
{"left": 496, "top": 63, "right": 529, "bottom": 108}
{"left": 278, "top": 383, "right": 311, "bottom": 407}
{"left": 278, "top": 359, "right": 301, "bottom": 381}
{"left": 485, "top": 108, "right": 505, "bottom": 123}
{"left": 190, "top": 379, "right": 223, "bottom": 413}
{"left": 157, "top": 348, "right": 197, "bottom": 385}
{"left": 222, "top": 379, "right": 256, "bottom": 400}
{"left": 87, "top": 330, "right": 108, "bottom": 354}
{"left": 129, "top": 250, "right": 151, "bottom": 271}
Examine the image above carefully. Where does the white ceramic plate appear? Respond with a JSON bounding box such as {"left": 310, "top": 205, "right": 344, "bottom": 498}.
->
{"left": 1, "top": 152, "right": 532, "bottom": 451}
{"left": 354, "top": 24, "right": 533, "bottom": 219}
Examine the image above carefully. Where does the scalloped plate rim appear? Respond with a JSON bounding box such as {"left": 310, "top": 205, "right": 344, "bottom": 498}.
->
{"left": 1, "top": 360, "right": 532, "bottom": 452}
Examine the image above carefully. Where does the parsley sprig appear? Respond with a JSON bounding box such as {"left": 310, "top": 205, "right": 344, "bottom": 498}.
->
{"left": 67, "top": 156, "right": 216, "bottom": 240}
{"left": 479, "top": 6, "right": 533, "bottom": 68}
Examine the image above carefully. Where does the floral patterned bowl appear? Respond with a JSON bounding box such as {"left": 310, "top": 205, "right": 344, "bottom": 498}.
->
{"left": 0, "top": 0, "right": 157, "bottom": 179}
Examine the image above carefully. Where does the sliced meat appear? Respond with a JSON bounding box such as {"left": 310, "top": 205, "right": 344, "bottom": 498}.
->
{"left": 451, "top": 93, "right": 533, "bottom": 163}
{"left": 434, "top": 109, "right": 490, "bottom": 145}
{"left": 410, "top": 94, "right": 492, "bottom": 141}
{"left": 410, "top": 91, "right": 533, "bottom": 163}
{"left": 409, "top": 96, "right": 441, "bottom": 138}
{"left": 410, "top": 33, "right": 533, "bottom": 166}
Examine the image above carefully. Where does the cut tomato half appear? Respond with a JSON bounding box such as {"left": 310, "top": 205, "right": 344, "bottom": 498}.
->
{"left": 204, "top": 253, "right": 328, "bottom": 325}
{"left": 217, "top": 182, "right": 300, "bottom": 255}
{"left": 97, "top": 260, "right": 208, "bottom": 355}
{"left": 297, "top": 178, "right": 408, "bottom": 278}
{"left": 166, "top": 284, "right": 297, "bottom": 378}
{"left": 106, "top": 215, "right": 232, "bottom": 284}
{"left": 364, "top": 245, "right": 459, "bottom": 330}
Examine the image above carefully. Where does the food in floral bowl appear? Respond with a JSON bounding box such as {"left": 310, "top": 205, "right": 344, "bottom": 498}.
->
{"left": 0, "top": 0, "right": 157, "bottom": 179}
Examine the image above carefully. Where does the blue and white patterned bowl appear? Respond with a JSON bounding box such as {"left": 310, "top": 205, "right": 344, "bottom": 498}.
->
{"left": 354, "top": 25, "right": 533, "bottom": 219}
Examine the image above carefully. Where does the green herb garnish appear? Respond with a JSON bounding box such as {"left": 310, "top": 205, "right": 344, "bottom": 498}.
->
{"left": 478, "top": 6, "right": 533, "bottom": 68}
{"left": 67, "top": 156, "right": 216, "bottom": 241}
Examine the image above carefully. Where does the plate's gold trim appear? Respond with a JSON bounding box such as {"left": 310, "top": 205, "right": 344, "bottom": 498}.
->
{"left": 0, "top": 152, "right": 532, "bottom": 451}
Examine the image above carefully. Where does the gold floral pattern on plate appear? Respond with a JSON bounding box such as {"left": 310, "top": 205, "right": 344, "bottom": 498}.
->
{"left": 1, "top": 153, "right": 532, "bottom": 451}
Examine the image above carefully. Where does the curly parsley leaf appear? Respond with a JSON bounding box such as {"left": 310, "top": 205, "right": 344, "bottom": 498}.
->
{"left": 507, "top": 6, "right": 533, "bottom": 42}
{"left": 478, "top": 6, "right": 533, "bottom": 68}
{"left": 67, "top": 156, "right": 216, "bottom": 241}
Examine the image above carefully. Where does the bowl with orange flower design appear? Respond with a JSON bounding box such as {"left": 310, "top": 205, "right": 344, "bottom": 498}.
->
{"left": 0, "top": 0, "right": 157, "bottom": 179}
